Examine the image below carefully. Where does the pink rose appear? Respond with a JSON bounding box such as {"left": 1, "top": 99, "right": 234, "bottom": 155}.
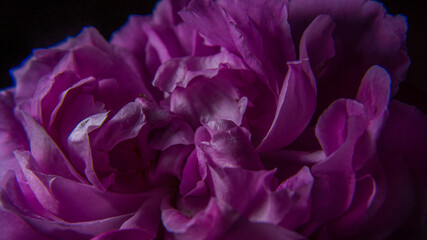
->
{"left": 1, "top": 0, "right": 425, "bottom": 239}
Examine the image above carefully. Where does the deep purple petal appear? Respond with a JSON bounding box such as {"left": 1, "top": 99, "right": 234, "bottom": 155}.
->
{"left": 90, "top": 229, "right": 153, "bottom": 240}
{"left": 305, "top": 99, "right": 369, "bottom": 234}
{"left": 355, "top": 65, "right": 391, "bottom": 121}
{"left": 315, "top": 99, "right": 365, "bottom": 156}
{"left": 257, "top": 59, "right": 316, "bottom": 151}
{"left": 14, "top": 110, "right": 83, "bottom": 182}
{"left": 0, "top": 90, "right": 28, "bottom": 179}
{"left": 181, "top": 0, "right": 296, "bottom": 94}
{"left": 299, "top": 14, "right": 335, "bottom": 77}
{"left": 223, "top": 218, "right": 306, "bottom": 240}
{"left": 0, "top": 210, "right": 54, "bottom": 240}
{"left": 149, "top": 145, "right": 194, "bottom": 184}
{"left": 289, "top": 0, "right": 410, "bottom": 113}
{"left": 354, "top": 101, "right": 427, "bottom": 239}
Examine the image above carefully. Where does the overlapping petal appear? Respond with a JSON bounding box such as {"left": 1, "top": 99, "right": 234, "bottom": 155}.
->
{"left": 0, "top": 0, "right": 423, "bottom": 239}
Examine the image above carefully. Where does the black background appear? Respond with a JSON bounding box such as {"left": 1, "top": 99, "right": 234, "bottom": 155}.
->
{"left": 1, "top": 0, "right": 425, "bottom": 113}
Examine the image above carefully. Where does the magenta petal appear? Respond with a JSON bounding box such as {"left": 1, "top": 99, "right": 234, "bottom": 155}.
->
{"left": 17, "top": 213, "right": 134, "bottom": 240}
{"left": 218, "top": 0, "right": 296, "bottom": 94}
{"left": 153, "top": 50, "right": 245, "bottom": 93}
{"left": 91, "top": 229, "right": 154, "bottom": 240}
{"left": 179, "top": 0, "right": 238, "bottom": 53}
{"left": 11, "top": 48, "right": 66, "bottom": 105}
{"left": 14, "top": 151, "right": 60, "bottom": 215}
{"left": 257, "top": 59, "right": 316, "bottom": 151}
{"left": 288, "top": 0, "right": 409, "bottom": 113}
{"left": 91, "top": 229, "right": 153, "bottom": 240}
{"left": 0, "top": 90, "right": 28, "bottom": 179}
{"left": 170, "top": 74, "right": 248, "bottom": 127}
{"left": 179, "top": 150, "right": 208, "bottom": 197}
{"left": 111, "top": 15, "right": 150, "bottom": 61}
{"left": 21, "top": 167, "right": 164, "bottom": 223}
{"left": 149, "top": 119, "right": 194, "bottom": 151}
{"left": 47, "top": 76, "right": 100, "bottom": 138}
{"left": 315, "top": 99, "right": 365, "bottom": 156}
{"left": 304, "top": 145, "right": 357, "bottom": 235}
{"left": 355, "top": 101, "right": 427, "bottom": 239}
{"left": 119, "top": 195, "right": 164, "bottom": 239}
{"left": 327, "top": 175, "right": 376, "bottom": 239}
{"left": 223, "top": 219, "right": 306, "bottom": 240}
{"left": 200, "top": 120, "right": 262, "bottom": 170}
{"left": 93, "top": 101, "right": 145, "bottom": 152}
{"left": 208, "top": 167, "right": 276, "bottom": 216}
{"left": 278, "top": 166, "right": 314, "bottom": 229}
{"left": 15, "top": 110, "right": 82, "bottom": 181}
{"left": 152, "top": 0, "right": 191, "bottom": 25}
{"left": 356, "top": 65, "right": 391, "bottom": 121}
{"left": 67, "top": 112, "right": 108, "bottom": 187}
{"left": 0, "top": 210, "right": 54, "bottom": 240}
{"left": 181, "top": 0, "right": 296, "bottom": 94}
{"left": 162, "top": 198, "right": 238, "bottom": 240}
{"left": 149, "top": 145, "right": 194, "bottom": 184}
{"left": 261, "top": 149, "right": 324, "bottom": 183}
{"left": 305, "top": 99, "right": 369, "bottom": 234}
{"left": 0, "top": 170, "right": 50, "bottom": 221}
{"left": 299, "top": 14, "right": 335, "bottom": 77}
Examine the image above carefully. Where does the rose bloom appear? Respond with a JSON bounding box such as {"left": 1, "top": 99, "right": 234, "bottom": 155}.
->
{"left": 0, "top": 0, "right": 426, "bottom": 239}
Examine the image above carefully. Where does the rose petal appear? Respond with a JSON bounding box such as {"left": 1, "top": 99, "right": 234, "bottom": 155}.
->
{"left": 354, "top": 100, "right": 427, "bottom": 239}
{"left": 199, "top": 120, "right": 262, "bottom": 170}
{"left": 299, "top": 14, "right": 335, "bottom": 77}
{"left": 288, "top": 0, "right": 410, "bottom": 112}
{"left": 223, "top": 218, "right": 306, "bottom": 240}
{"left": 162, "top": 198, "right": 239, "bottom": 240}
{"left": 257, "top": 59, "right": 316, "bottom": 151}
{"left": 179, "top": 150, "right": 208, "bottom": 197}
{"left": 0, "top": 210, "right": 54, "bottom": 240}
{"left": 170, "top": 73, "right": 248, "bottom": 127}
{"left": 355, "top": 65, "right": 391, "bottom": 121}
{"left": 153, "top": 50, "right": 246, "bottom": 93}
{"left": 149, "top": 119, "right": 194, "bottom": 151}
{"left": 149, "top": 145, "right": 194, "bottom": 184}
{"left": 14, "top": 110, "right": 83, "bottom": 182}
{"left": 278, "top": 166, "right": 314, "bottom": 229}
{"left": 327, "top": 175, "right": 376, "bottom": 239}
{"left": 181, "top": 0, "right": 296, "bottom": 94}
{"left": 91, "top": 229, "right": 153, "bottom": 240}
{"left": 315, "top": 99, "right": 365, "bottom": 156}
{"left": 0, "top": 90, "right": 28, "bottom": 179}
{"left": 93, "top": 101, "right": 145, "bottom": 152}
{"left": 67, "top": 112, "right": 108, "bottom": 188}
{"left": 119, "top": 194, "right": 164, "bottom": 239}
{"left": 305, "top": 99, "right": 368, "bottom": 234}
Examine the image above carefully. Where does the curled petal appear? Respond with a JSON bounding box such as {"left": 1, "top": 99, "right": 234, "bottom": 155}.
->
{"left": 257, "top": 59, "right": 316, "bottom": 151}
{"left": 67, "top": 112, "right": 108, "bottom": 188}
{"left": 288, "top": 0, "right": 410, "bottom": 112}
{"left": 200, "top": 120, "right": 262, "bottom": 170}
{"left": 299, "top": 14, "right": 335, "bottom": 77}
{"left": 170, "top": 74, "right": 248, "bottom": 127}
{"left": 153, "top": 50, "right": 245, "bottom": 93}
{"left": 15, "top": 110, "right": 83, "bottom": 182}
{"left": 181, "top": 0, "right": 296, "bottom": 94}
{"left": 356, "top": 65, "right": 391, "bottom": 121}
